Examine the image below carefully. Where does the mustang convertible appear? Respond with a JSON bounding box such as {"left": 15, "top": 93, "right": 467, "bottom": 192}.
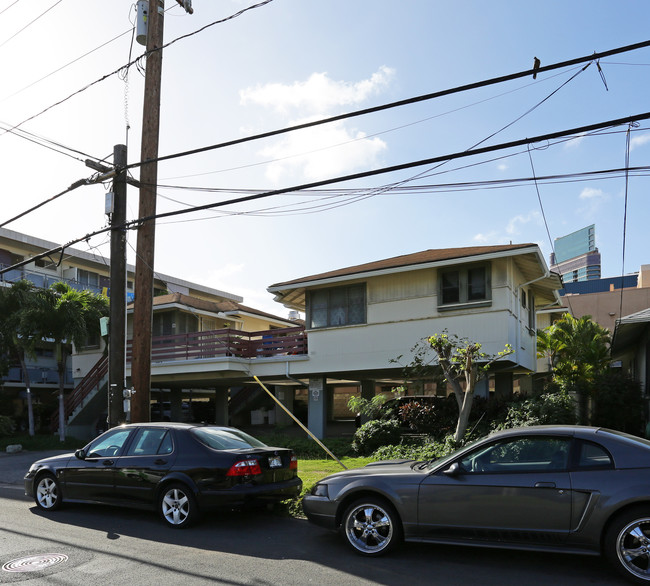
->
{"left": 303, "top": 425, "right": 650, "bottom": 584}
{"left": 25, "top": 422, "right": 301, "bottom": 528}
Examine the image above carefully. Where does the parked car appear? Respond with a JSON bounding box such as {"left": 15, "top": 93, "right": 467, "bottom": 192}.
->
{"left": 25, "top": 422, "right": 301, "bottom": 528}
{"left": 303, "top": 425, "right": 650, "bottom": 584}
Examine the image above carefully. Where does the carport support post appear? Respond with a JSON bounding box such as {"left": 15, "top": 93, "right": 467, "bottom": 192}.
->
{"left": 494, "top": 372, "right": 514, "bottom": 400}
{"left": 214, "top": 386, "right": 229, "bottom": 426}
{"left": 360, "top": 380, "right": 375, "bottom": 425}
{"left": 308, "top": 377, "right": 327, "bottom": 439}
{"left": 274, "top": 385, "right": 294, "bottom": 426}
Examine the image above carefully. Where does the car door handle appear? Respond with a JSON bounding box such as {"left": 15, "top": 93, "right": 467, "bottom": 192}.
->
{"left": 154, "top": 459, "right": 167, "bottom": 465}
{"left": 102, "top": 459, "right": 115, "bottom": 466}
{"left": 535, "top": 481, "right": 556, "bottom": 488}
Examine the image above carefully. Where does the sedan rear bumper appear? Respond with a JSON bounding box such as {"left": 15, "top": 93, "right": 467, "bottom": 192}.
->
{"left": 198, "top": 476, "right": 302, "bottom": 509}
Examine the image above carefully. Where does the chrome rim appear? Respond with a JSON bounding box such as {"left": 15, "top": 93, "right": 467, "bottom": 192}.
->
{"left": 161, "top": 487, "right": 190, "bottom": 525}
{"left": 36, "top": 477, "right": 58, "bottom": 509}
{"left": 344, "top": 503, "right": 393, "bottom": 554}
{"left": 616, "top": 517, "right": 650, "bottom": 580}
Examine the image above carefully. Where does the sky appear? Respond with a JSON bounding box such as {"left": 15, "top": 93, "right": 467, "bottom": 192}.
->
{"left": 1, "top": 0, "right": 650, "bottom": 317}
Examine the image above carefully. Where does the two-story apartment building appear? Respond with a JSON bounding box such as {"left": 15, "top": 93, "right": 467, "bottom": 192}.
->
{"left": 265, "top": 243, "right": 562, "bottom": 436}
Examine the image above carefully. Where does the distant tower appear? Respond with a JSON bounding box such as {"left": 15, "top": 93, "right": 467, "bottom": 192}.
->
{"left": 550, "top": 224, "right": 601, "bottom": 283}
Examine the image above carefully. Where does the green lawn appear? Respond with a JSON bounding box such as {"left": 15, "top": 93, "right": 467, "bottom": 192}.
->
{"left": 297, "top": 456, "right": 372, "bottom": 489}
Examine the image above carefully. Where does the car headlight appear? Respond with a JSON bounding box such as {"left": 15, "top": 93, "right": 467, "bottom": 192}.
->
{"left": 311, "top": 483, "right": 329, "bottom": 498}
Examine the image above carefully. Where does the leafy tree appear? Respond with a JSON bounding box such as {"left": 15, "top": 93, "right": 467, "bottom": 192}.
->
{"left": 28, "top": 282, "right": 108, "bottom": 442}
{"left": 395, "top": 332, "right": 513, "bottom": 443}
{"left": 0, "top": 280, "right": 41, "bottom": 436}
{"left": 537, "top": 314, "right": 610, "bottom": 423}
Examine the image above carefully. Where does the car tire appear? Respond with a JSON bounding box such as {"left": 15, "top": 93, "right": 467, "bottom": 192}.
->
{"left": 604, "top": 507, "right": 650, "bottom": 584}
{"left": 34, "top": 473, "right": 62, "bottom": 511}
{"left": 159, "top": 483, "right": 198, "bottom": 528}
{"left": 341, "top": 497, "right": 402, "bottom": 556}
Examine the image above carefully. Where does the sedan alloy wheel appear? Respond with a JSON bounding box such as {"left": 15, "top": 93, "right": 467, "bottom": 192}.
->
{"left": 35, "top": 474, "right": 61, "bottom": 511}
{"left": 159, "top": 483, "right": 196, "bottom": 528}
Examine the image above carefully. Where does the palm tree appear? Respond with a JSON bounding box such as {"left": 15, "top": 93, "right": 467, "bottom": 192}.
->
{"left": 0, "top": 280, "right": 40, "bottom": 436}
{"left": 537, "top": 313, "right": 611, "bottom": 423}
{"left": 30, "top": 282, "right": 109, "bottom": 442}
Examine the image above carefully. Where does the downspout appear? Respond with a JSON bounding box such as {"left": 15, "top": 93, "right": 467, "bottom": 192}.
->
{"left": 516, "top": 270, "right": 550, "bottom": 368}
{"left": 286, "top": 361, "right": 309, "bottom": 387}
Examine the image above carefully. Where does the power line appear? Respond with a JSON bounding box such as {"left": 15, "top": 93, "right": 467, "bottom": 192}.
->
{"left": 124, "top": 40, "right": 650, "bottom": 172}
{"left": 0, "top": 0, "right": 22, "bottom": 17}
{"left": 0, "top": 0, "right": 63, "bottom": 50}
{"left": 0, "top": 0, "right": 276, "bottom": 139}
{"left": 4, "top": 109, "right": 649, "bottom": 278}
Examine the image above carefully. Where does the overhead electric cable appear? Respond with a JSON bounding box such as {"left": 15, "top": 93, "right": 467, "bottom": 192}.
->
{"left": 4, "top": 110, "right": 650, "bottom": 277}
{"left": 0, "top": 0, "right": 63, "bottom": 50}
{"left": 0, "top": 0, "right": 21, "bottom": 17}
{"left": 619, "top": 124, "right": 635, "bottom": 319}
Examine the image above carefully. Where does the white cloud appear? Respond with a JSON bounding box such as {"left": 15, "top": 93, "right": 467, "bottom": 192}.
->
{"left": 261, "top": 121, "right": 387, "bottom": 182}
{"left": 564, "top": 133, "right": 586, "bottom": 150}
{"left": 240, "top": 67, "right": 395, "bottom": 182}
{"left": 506, "top": 211, "right": 540, "bottom": 235}
{"left": 473, "top": 231, "right": 499, "bottom": 243}
{"left": 579, "top": 187, "right": 605, "bottom": 200}
{"left": 630, "top": 133, "right": 650, "bottom": 151}
{"left": 240, "top": 66, "right": 395, "bottom": 115}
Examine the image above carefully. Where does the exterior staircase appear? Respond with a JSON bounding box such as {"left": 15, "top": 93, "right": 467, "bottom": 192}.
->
{"left": 50, "top": 355, "right": 108, "bottom": 441}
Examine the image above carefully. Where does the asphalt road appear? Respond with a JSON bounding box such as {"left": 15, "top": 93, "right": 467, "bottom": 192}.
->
{"left": 0, "top": 450, "right": 630, "bottom": 585}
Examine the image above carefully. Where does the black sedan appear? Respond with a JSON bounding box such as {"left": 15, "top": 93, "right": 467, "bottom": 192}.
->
{"left": 303, "top": 425, "right": 650, "bottom": 584}
{"left": 25, "top": 422, "right": 301, "bottom": 528}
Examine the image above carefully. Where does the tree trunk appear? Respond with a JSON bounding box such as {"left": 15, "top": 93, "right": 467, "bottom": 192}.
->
{"left": 454, "top": 389, "right": 475, "bottom": 443}
{"left": 17, "top": 353, "right": 35, "bottom": 436}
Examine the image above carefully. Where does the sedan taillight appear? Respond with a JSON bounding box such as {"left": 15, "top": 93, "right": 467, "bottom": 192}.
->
{"left": 289, "top": 455, "right": 298, "bottom": 470}
{"left": 226, "top": 459, "right": 262, "bottom": 476}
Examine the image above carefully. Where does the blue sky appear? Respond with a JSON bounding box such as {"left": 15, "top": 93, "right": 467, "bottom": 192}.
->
{"left": 1, "top": 0, "right": 649, "bottom": 315}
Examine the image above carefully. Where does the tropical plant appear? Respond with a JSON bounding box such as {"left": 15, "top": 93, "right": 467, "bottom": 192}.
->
{"left": 27, "top": 282, "right": 109, "bottom": 442}
{"left": 0, "top": 280, "right": 41, "bottom": 436}
{"left": 537, "top": 313, "right": 611, "bottom": 423}
{"left": 425, "top": 332, "right": 513, "bottom": 442}
{"left": 352, "top": 419, "right": 401, "bottom": 455}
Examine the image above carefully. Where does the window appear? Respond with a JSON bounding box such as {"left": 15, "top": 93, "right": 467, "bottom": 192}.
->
{"left": 461, "top": 436, "right": 571, "bottom": 473}
{"left": 527, "top": 290, "right": 535, "bottom": 331}
{"left": 438, "top": 263, "right": 491, "bottom": 309}
{"left": 576, "top": 440, "right": 613, "bottom": 470}
{"left": 308, "top": 284, "right": 366, "bottom": 329}
{"left": 126, "top": 428, "right": 172, "bottom": 456}
{"left": 86, "top": 428, "right": 132, "bottom": 458}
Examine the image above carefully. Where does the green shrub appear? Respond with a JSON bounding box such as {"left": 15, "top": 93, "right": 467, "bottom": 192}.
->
{"left": 371, "top": 434, "right": 460, "bottom": 461}
{"left": 591, "top": 373, "right": 644, "bottom": 435}
{"left": 352, "top": 419, "right": 401, "bottom": 455}
{"left": 493, "top": 387, "right": 576, "bottom": 431}
{"left": 0, "top": 415, "right": 14, "bottom": 437}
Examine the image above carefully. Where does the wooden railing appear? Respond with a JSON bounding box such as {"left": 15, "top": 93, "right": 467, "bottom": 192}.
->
{"left": 50, "top": 354, "right": 108, "bottom": 432}
{"left": 126, "top": 326, "right": 308, "bottom": 363}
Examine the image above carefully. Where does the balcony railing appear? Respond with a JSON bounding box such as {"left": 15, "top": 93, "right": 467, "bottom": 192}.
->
{"left": 126, "top": 326, "right": 307, "bottom": 363}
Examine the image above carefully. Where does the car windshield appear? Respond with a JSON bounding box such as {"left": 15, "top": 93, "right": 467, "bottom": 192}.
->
{"left": 191, "top": 427, "right": 268, "bottom": 450}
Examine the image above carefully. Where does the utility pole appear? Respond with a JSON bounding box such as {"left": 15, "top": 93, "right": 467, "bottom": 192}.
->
{"left": 131, "top": 0, "right": 165, "bottom": 423}
{"left": 108, "top": 144, "right": 128, "bottom": 428}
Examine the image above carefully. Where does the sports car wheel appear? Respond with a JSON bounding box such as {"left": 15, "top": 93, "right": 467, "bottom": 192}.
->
{"left": 605, "top": 507, "right": 650, "bottom": 584}
{"left": 34, "top": 473, "right": 61, "bottom": 511}
{"left": 159, "top": 483, "right": 197, "bottom": 528}
{"left": 341, "top": 498, "right": 402, "bottom": 556}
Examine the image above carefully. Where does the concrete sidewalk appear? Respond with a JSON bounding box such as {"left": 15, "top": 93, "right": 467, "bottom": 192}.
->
{"left": 0, "top": 449, "right": 71, "bottom": 487}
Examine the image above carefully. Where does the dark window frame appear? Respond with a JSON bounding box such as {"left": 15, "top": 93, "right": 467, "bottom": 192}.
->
{"left": 307, "top": 283, "right": 367, "bottom": 329}
{"left": 438, "top": 262, "right": 492, "bottom": 310}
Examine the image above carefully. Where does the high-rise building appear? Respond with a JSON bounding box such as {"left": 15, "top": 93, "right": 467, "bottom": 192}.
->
{"left": 550, "top": 224, "right": 601, "bottom": 283}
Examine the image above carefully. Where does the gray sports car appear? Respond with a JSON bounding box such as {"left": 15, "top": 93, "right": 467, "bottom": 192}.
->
{"left": 302, "top": 425, "right": 650, "bottom": 584}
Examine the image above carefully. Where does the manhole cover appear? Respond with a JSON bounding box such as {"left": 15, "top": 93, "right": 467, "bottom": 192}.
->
{"left": 2, "top": 554, "right": 68, "bottom": 573}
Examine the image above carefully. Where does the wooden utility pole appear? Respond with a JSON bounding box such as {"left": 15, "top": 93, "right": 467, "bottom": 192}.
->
{"left": 108, "top": 144, "right": 128, "bottom": 428}
{"left": 131, "top": 0, "right": 165, "bottom": 423}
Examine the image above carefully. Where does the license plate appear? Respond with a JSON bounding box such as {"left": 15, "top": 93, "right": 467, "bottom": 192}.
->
{"left": 269, "top": 456, "right": 282, "bottom": 468}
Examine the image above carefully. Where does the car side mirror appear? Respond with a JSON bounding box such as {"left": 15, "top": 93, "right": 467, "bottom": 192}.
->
{"left": 443, "top": 462, "right": 462, "bottom": 477}
{"left": 75, "top": 449, "right": 86, "bottom": 460}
